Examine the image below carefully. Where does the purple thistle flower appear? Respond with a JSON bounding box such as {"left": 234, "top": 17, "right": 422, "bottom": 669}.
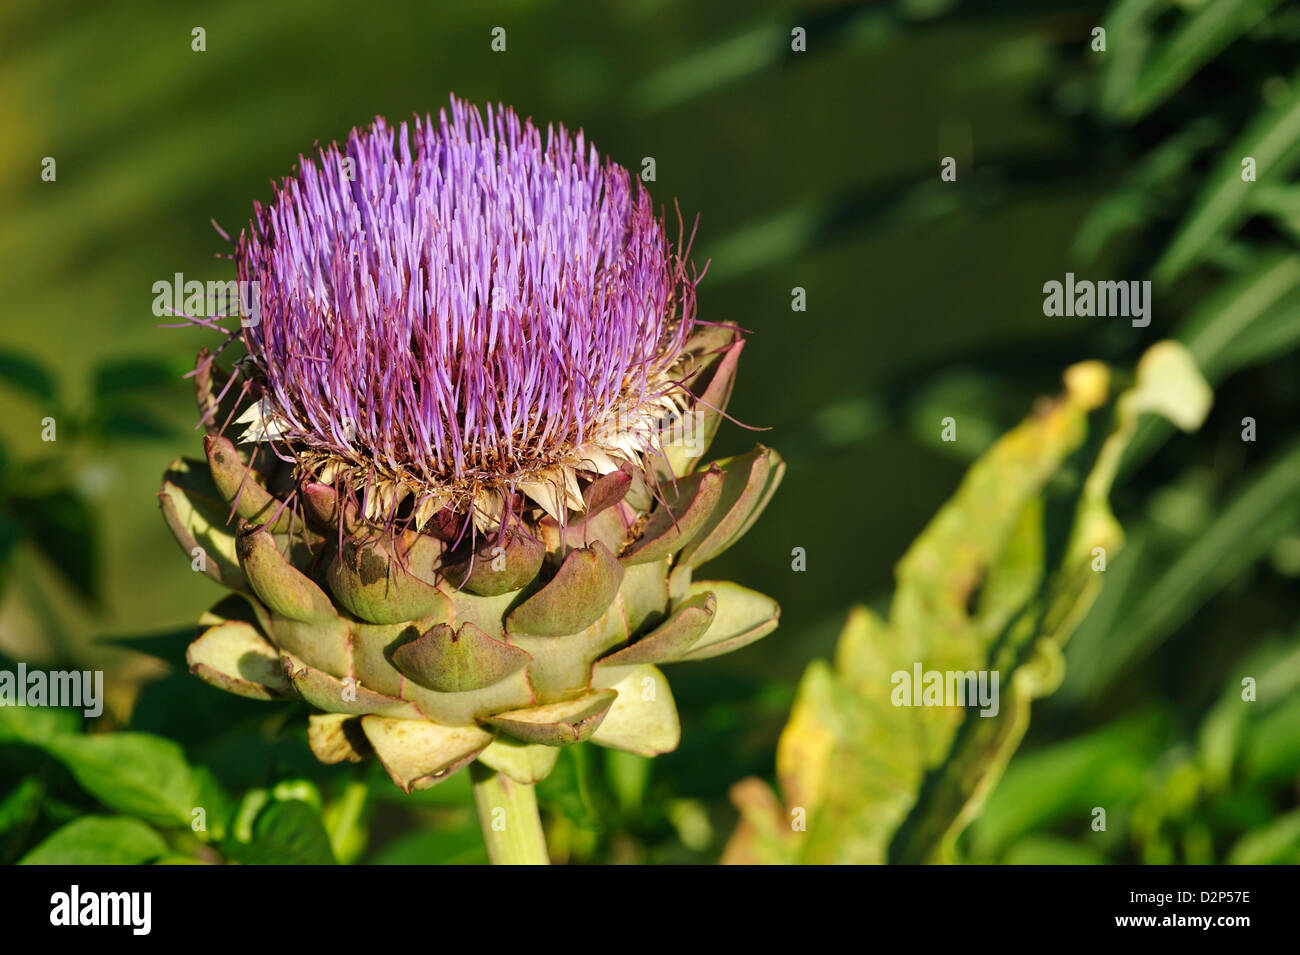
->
{"left": 226, "top": 96, "right": 709, "bottom": 531}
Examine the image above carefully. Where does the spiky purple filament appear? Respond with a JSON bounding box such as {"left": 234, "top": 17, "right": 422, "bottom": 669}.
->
{"left": 235, "top": 97, "right": 698, "bottom": 515}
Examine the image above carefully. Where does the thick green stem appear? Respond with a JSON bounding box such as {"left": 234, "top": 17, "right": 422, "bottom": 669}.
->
{"left": 470, "top": 763, "right": 550, "bottom": 865}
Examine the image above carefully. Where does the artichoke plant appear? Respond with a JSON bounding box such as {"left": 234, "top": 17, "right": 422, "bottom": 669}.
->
{"left": 158, "top": 97, "right": 782, "bottom": 862}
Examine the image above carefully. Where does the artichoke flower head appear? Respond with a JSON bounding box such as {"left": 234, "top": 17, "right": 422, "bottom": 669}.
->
{"left": 162, "top": 96, "right": 784, "bottom": 793}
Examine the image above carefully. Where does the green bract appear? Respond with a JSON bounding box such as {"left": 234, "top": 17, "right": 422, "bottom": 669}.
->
{"left": 160, "top": 326, "right": 783, "bottom": 792}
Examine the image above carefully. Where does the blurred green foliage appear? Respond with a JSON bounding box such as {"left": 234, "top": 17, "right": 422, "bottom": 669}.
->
{"left": 1, "top": 0, "right": 1298, "bottom": 863}
{"left": 726, "top": 344, "right": 1212, "bottom": 863}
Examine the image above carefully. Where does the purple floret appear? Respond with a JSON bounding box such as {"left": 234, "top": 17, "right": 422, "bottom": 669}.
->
{"left": 233, "top": 96, "right": 699, "bottom": 517}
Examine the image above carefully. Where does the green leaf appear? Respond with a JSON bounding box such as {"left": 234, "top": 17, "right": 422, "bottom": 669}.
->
{"left": 1119, "top": 252, "right": 1300, "bottom": 477}
{"left": 20, "top": 816, "right": 168, "bottom": 865}
{"left": 96, "top": 406, "right": 176, "bottom": 441}
{"left": 1179, "top": 250, "right": 1300, "bottom": 379}
{"left": 1249, "top": 181, "right": 1300, "bottom": 240}
{"left": 321, "top": 780, "right": 369, "bottom": 865}
{"left": 0, "top": 507, "right": 21, "bottom": 591}
{"left": 1121, "top": 0, "right": 1283, "bottom": 123}
{"left": 91, "top": 357, "right": 184, "bottom": 400}
{"left": 1070, "top": 441, "right": 1300, "bottom": 698}
{"left": 1227, "top": 808, "right": 1300, "bottom": 864}
{"left": 1002, "top": 835, "right": 1108, "bottom": 865}
{"left": 43, "top": 732, "right": 211, "bottom": 828}
{"left": 967, "top": 713, "right": 1170, "bottom": 859}
{"left": 1096, "top": 0, "right": 1170, "bottom": 121}
{"left": 537, "top": 745, "right": 603, "bottom": 829}
{"left": 0, "top": 348, "right": 57, "bottom": 402}
{"left": 367, "top": 815, "right": 487, "bottom": 865}
{"left": 604, "top": 749, "right": 651, "bottom": 816}
{"left": 1153, "top": 70, "right": 1300, "bottom": 282}
{"left": 11, "top": 488, "right": 99, "bottom": 603}
{"left": 1071, "top": 118, "right": 1220, "bottom": 261}
{"left": 725, "top": 345, "right": 1210, "bottom": 864}
{"left": 1199, "top": 637, "right": 1300, "bottom": 788}
{"left": 223, "top": 800, "right": 337, "bottom": 865}
{"left": 0, "top": 778, "right": 43, "bottom": 836}
{"left": 0, "top": 704, "right": 81, "bottom": 744}
{"left": 1244, "top": 694, "right": 1300, "bottom": 784}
